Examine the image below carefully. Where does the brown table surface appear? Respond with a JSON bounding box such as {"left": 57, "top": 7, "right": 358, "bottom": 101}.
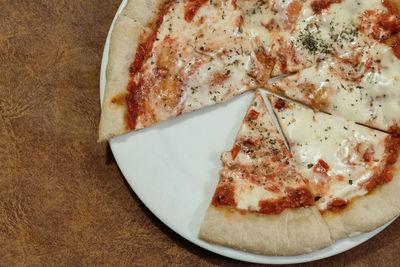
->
{"left": 1, "top": 1, "right": 400, "bottom": 266}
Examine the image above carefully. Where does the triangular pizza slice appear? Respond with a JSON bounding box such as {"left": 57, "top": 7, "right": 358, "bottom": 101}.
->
{"left": 99, "top": 0, "right": 269, "bottom": 141}
{"left": 269, "top": 95, "right": 400, "bottom": 240}
{"left": 199, "top": 91, "right": 331, "bottom": 256}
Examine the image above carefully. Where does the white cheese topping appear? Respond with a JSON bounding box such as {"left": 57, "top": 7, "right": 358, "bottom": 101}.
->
{"left": 216, "top": 92, "right": 311, "bottom": 212}
{"left": 272, "top": 40, "right": 400, "bottom": 131}
{"left": 270, "top": 96, "right": 388, "bottom": 211}
{"left": 132, "top": 0, "right": 259, "bottom": 128}
{"left": 270, "top": 0, "right": 398, "bottom": 73}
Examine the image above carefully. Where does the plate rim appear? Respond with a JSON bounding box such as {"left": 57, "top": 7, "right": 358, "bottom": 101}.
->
{"left": 99, "top": 0, "right": 394, "bottom": 264}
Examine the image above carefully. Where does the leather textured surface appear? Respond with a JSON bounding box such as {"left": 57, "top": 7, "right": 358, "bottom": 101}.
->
{"left": 0, "top": 0, "right": 399, "bottom": 265}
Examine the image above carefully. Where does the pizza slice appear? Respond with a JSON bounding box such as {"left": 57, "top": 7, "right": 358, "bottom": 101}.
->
{"left": 99, "top": 0, "right": 269, "bottom": 141}
{"left": 269, "top": 35, "right": 400, "bottom": 132}
{"left": 271, "top": 0, "right": 400, "bottom": 76}
{"left": 199, "top": 90, "right": 331, "bottom": 256}
{"left": 269, "top": 95, "right": 400, "bottom": 240}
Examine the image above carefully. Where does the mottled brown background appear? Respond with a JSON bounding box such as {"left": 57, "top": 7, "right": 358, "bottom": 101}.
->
{"left": 0, "top": 0, "right": 399, "bottom": 266}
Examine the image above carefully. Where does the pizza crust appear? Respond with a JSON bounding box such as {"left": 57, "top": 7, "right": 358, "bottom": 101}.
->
{"left": 121, "top": 0, "right": 163, "bottom": 27}
{"left": 98, "top": 15, "right": 149, "bottom": 141}
{"left": 99, "top": 0, "right": 166, "bottom": 141}
{"left": 199, "top": 205, "right": 332, "bottom": 256}
{"left": 323, "top": 158, "right": 400, "bottom": 241}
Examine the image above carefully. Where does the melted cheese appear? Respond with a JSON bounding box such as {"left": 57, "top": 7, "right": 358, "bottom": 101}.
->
{"left": 270, "top": 96, "right": 389, "bottom": 210}
{"left": 236, "top": 0, "right": 275, "bottom": 47}
{"left": 221, "top": 170, "right": 278, "bottom": 212}
{"left": 271, "top": 0, "right": 397, "bottom": 73}
{"left": 216, "top": 92, "right": 311, "bottom": 212}
{"left": 272, "top": 40, "right": 400, "bottom": 131}
{"left": 125, "top": 0, "right": 400, "bottom": 130}
{"left": 131, "top": 0, "right": 258, "bottom": 129}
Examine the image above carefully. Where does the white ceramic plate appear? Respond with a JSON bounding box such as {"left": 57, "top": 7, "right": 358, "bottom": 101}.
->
{"left": 99, "top": 1, "right": 394, "bottom": 264}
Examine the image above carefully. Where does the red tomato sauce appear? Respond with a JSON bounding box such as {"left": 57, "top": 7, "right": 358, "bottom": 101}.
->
{"left": 274, "top": 39, "right": 298, "bottom": 74}
{"left": 326, "top": 198, "right": 346, "bottom": 212}
{"left": 322, "top": 135, "right": 400, "bottom": 213}
{"left": 184, "top": 0, "right": 208, "bottom": 22}
{"left": 209, "top": 72, "right": 229, "bottom": 86}
{"left": 273, "top": 98, "right": 287, "bottom": 110}
{"left": 231, "top": 0, "right": 237, "bottom": 10}
{"left": 212, "top": 183, "right": 237, "bottom": 206}
{"left": 231, "top": 144, "right": 241, "bottom": 160}
{"left": 284, "top": 0, "right": 303, "bottom": 30}
{"left": 125, "top": 0, "right": 176, "bottom": 130}
{"left": 362, "top": 134, "right": 400, "bottom": 192}
{"left": 247, "top": 110, "right": 260, "bottom": 121}
{"left": 255, "top": 46, "right": 275, "bottom": 73}
{"left": 259, "top": 187, "right": 314, "bottom": 214}
{"left": 310, "top": 0, "right": 343, "bottom": 14}
{"left": 361, "top": 1, "right": 400, "bottom": 42}
{"left": 392, "top": 40, "right": 400, "bottom": 60}
{"left": 313, "top": 159, "right": 330, "bottom": 175}
{"left": 382, "top": 0, "right": 400, "bottom": 17}
{"left": 212, "top": 184, "right": 314, "bottom": 215}
{"left": 126, "top": 80, "right": 145, "bottom": 130}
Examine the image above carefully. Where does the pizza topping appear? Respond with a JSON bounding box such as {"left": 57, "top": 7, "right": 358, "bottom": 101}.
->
{"left": 392, "top": 39, "right": 400, "bottom": 59}
{"left": 271, "top": 32, "right": 400, "bottom": 133}
{"left": 273, "top": 98, "right": 287, "bottom": 110}
{"left": 129, "top": 32, "right": 157, "bottom": 77}
{"left": 230, "top": 144, "right": 241, "bottom": 160}
{"left": 129, "top": 0, "right": 174, "bottom": 76}
{"left": 313, "top": 159, "right": 330, "bottom": 176}
{"left": 212, "top": 182, "right": 237, "bottom": 207}
{"left": 283, "top": 0, "right": 303, "bottom": 30}
{"left": 110, "top": 93, "right": 128, "bottom": 106}
{"left": 361, "top": 9, "right": 400, "bottom": 41}
{"left": 270, "top": 96, "right": 400, "bottom": 213}
{"left": 326, "top": 198, "right": 346, "bottom": 212}
{"left": 253, "top": 45, "right": 275, "bottom": 82}
{"left": 296, "top": 24, "right": 330, "bottom": 55}
{"left": 362, "top": 134, "right": 400, "bottom": 192}
{"left": 259, "top": 187, "right": 314, "bottom": 214}
{"left": 126, "top": 80, "right": 148, "bottom": 130}
{"left": 247, "top": 109, "right": 260, "bottom": 120}
{"left": 310, "top": 0, "right": 343, "bottom": 14}
{"left": 184, "top": 0, "right": 209, "bottom": 22}
{"left": 214, "top": 167, "right": 313, "bottom": 214}
{"left": 267, "top": 0, "right": 400, "bottom": 76}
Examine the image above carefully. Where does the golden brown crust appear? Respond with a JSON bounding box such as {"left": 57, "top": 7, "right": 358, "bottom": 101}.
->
{"left": 199, "top": 205, "right": 332, "bottom": 256}
{"left": 121, "top": 0, "right": 164, "bottom": 27}
{"left": 99, "top": 0, "right": 166, "bottom": 141}
{"left": 323, "top": 159, "right": 400, "bottom": 241}
{"left": 98, "top": 15, "right": 149, "bottom": 141}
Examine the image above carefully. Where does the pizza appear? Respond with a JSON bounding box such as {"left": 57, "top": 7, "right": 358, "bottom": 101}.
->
{"left": 98, "top": 0, "right": 400, "bottom": 257}
{"left": 199, "top": 90, "right": 332, "bottom": 255}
